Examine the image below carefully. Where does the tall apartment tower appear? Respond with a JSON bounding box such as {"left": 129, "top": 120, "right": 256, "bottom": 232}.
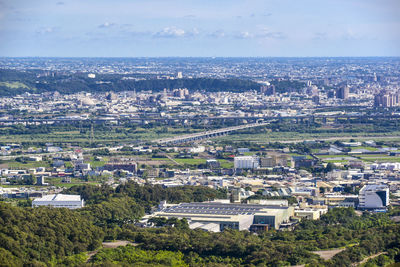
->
{"left": 374, "top": 90, "right": 400, "bottom": 107}
{"left": 337, "top": 86, "right": 349, "bottom": 100}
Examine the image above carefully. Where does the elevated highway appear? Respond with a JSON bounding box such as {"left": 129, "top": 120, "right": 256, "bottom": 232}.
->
{"left": 155, "top": 122, "right": 270, "bottom": 145}
{"left": 1, "top": 114, "right": 399, "bottom": 126}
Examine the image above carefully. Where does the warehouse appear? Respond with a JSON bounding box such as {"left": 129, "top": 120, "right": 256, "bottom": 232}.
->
{"left": 32, "top": 194, "right": 84, "bottom": 209}
{"left": 148, "top": 201, "right": 294, "bottom": 232}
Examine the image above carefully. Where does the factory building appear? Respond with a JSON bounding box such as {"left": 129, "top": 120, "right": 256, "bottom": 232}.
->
{"left": 359, "top": 184, "right": 389, "bottom": 210}
{"left": 295, "top": 209, "right": 325, "bottom": 220}
{"left": 147, "top": 201, "right": 294, "bottom": 232}
{"left": 32, "top": 194, "right": 84, "bottom": 209}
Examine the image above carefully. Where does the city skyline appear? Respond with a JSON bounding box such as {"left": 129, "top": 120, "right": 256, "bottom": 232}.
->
{"left": 0, "top": 0, "right": 399, "bottom": 57}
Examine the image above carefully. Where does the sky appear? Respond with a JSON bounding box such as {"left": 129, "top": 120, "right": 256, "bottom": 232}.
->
{"left": 0, "top": 0, "right": 399, "bottom": 57}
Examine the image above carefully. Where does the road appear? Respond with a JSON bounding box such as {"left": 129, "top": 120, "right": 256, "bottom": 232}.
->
{"left": 352, "top": 252, "right": 387, "bottom": 266}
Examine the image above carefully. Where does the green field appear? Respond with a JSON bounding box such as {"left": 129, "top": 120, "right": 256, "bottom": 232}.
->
{"left": 0, "top": 81, "right": 30, "bottom": 89}
{"left": 5, "top": 161, "right": 50, "bottom": 169}
{"left": 350, "top": 146, "right": 379, "bottom": 151}
{"left": 174, "top": 158, "right": 207, "bottom": 165}
{"left": 358, "top": 157, "right": 400, "bottom": 163}
{"left": 89, "top": 156, "right": 109, "bottom": 168}
{"left": 0, "top": 126, "right": 206, "bottom": 144}
{"left": 317, "top": 154, "right": 349, "bottom": 158}
{"left": 218, "top": 159, "right": 234, "bottom": 168}
{"left": 324, "top": 160, "right": 349, "bottom": 163}
{"left": 214, "top": 129, "right": 400, "bottom": 144}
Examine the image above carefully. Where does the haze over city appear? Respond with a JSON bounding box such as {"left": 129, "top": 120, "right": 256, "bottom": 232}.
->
{"left": 1, "top": 1, "right": 400, "bottom": 267}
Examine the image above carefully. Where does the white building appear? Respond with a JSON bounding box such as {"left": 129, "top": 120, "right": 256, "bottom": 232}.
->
{"left": 359, "top": 184, "right": 389, "bottom": 209}
{"left": 32, "top": 194, "right": 84, "bottom": 209}
{"left": 190, "top": 146, "right": 205, "bottom": 153}
{"left": 234, "top": 156, "right": 259, "bottom": 169}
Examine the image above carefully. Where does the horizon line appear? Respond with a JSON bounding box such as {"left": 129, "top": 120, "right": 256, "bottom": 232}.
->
{"left": 1, "top": 56, "right": 400, "bottom": 59}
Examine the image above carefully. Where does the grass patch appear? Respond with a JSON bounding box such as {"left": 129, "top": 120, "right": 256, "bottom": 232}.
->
{"left": 317, "top": 155, "right": 348, "bottom": 158}
{"left": 359, "top": 157, "right": 400, "bottom": 163}
{"left": 324, "top": 160, "right": 349, "bottom": 163}
{"left": 6, "top": 161, "right": 50, "bottom": 169}
{"left": 218, "top": 159, "right": 234, "bottom": 169}
{"left": 174, "top": 158, "right": 207, "bottom": 165}
{"left": 0, "top": 81, "right": 30, "bottom": 89}
{"left": 89, "top": 161, "right": 106, "bottom": 168}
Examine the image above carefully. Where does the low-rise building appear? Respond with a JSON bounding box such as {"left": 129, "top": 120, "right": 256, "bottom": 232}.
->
{"left": 32, "top": 194, "right": 84, "bottom": 209}
{"left": 234, "top": 156, "right": 259, "bottom": 169}
{"left": 147, "top": 201, "right": 294, "bottom": 232}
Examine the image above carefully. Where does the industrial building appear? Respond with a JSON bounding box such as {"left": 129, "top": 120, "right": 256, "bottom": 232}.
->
{"left": 294, "top": 209, "right": 326, "bottom": 220}
{"left": 359, "top": 184, "right": 389, "bottom": 210}
{"left": 147, "top": 201, "right": 294, "bottom": 232}
{"left": 32, "top": 194, "right": 84, "bottom": 209}
{"left": 260, "top": 154, "right": 290, "bottom": 168}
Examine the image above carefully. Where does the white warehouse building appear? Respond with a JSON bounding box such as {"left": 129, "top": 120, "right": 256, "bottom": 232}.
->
{"left": 234, "top": 156, "right": 259, "bottom": 169}
{"left": 358, "top": 184, "right": 389, "bottom": 210}
{"left": 32, "top": 194, "right": 84, "bottom": 209}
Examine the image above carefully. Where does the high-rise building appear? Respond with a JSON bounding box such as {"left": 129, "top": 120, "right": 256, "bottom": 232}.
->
{"left": 261, "top": 84, "right": 276, "bottom": 96}
{"left": 374, "top": 90, "right": 400, "bottom": 107}
{"left": 106, "top": 92, "right": 117, "bottom": 101}
{"left": 336, "top": 86, "right": 349, "bottom": 99}
{"left": 327, "top": 90, "right": 336, "bottom": 98}
{"left": 36, "top": 176, "right": 48, "bottom": 186}
{"left": 312, "top": 95, "right": 320, "bottom": 104}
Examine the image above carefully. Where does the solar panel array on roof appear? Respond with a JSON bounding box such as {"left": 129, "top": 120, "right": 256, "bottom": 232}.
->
{"left": 161, "top": 202, "right": 289, "bottom": 216}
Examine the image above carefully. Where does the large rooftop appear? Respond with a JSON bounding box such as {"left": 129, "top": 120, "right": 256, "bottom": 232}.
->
{"left": 33, "top": 194, "right": 82, "bottom": 202}
{"left": 161, "top": 202, "right": 290, "bottom": 216}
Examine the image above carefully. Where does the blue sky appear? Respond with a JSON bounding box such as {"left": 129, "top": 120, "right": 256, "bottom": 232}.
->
{"left": 0, "top": 0, "right": 399, "bottom": 57}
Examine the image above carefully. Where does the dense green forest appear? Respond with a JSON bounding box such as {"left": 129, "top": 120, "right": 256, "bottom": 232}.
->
{"left": 0, "top": 182, "right": 399, "bottom": 266}
{"left": 0, "top": 203, "right": 103, "bottom": 266}
{"left": 0, "top": 69, "right": 308, "bottom": 96}
{"left": 0, "top": 69, "right": 260, "bottom": 95}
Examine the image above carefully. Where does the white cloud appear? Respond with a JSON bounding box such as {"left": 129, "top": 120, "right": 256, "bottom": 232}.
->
{"left": 235, "top": 31, "right": 254, "bottom": 39}
{"left": 154, "top": 27, "right": 185, "bottom": 38}
{"left": 342, "top": 29, "right": 363, "bottom": 40}
{"left": 153, "top": 27, "right": 199, "bottom": 38}
{"left": 208, "top": 30, "right": 226, "bottom": 38}
{"left": 36, "top": 27, "right": 56, "bottom": 35}
{"left": 98, "top": 22, "right": 115, "bottom": 28}
{"left": 257, "top": 29, "right": 285, "bottom": 39}
{"left": 313, "top": 32, "right": 328, "bottom": 40}
{"left": 234, "top": 28, "right": 285, "bottom": 40}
